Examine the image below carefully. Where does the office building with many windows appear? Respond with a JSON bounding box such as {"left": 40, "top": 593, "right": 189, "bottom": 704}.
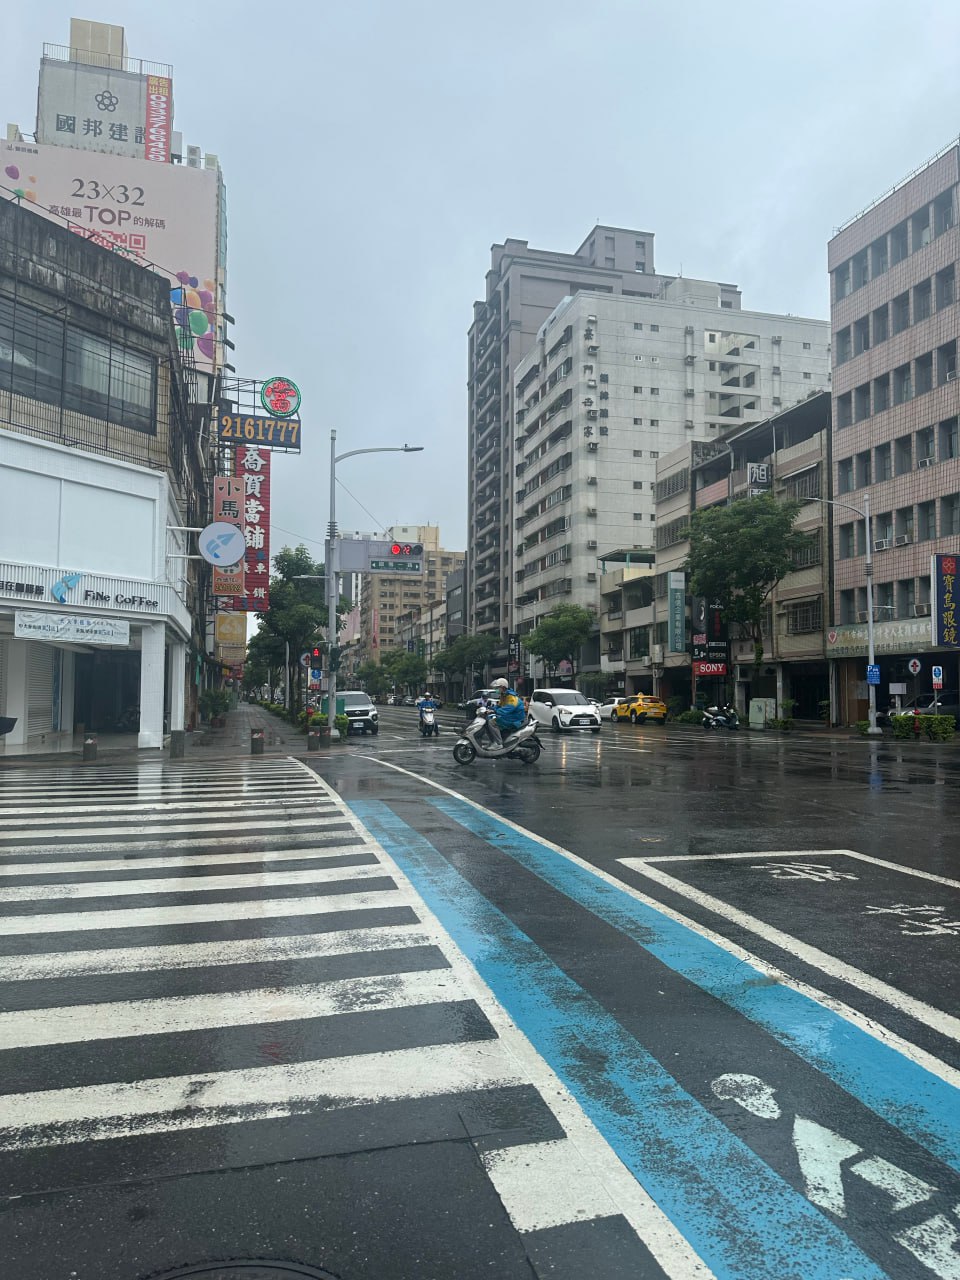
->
{"left": 828, "top": 140, "right": 960, "bottom": 720}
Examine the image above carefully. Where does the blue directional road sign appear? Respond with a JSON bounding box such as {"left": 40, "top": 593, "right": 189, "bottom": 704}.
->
{"left": 866, "top": 664, "right": 880, "bottom": 685}
{"left": 310, "top": 668, "right": 322, "bottom": 681}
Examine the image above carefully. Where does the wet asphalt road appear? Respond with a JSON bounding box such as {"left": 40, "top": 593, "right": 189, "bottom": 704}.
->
{"left": 2, "top": 710, "right": 959, "bottom": 1280}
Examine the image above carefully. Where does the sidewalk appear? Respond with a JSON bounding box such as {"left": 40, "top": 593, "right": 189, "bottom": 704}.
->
{"left": 0, "top": 703, "right": 307, "bottom": 771}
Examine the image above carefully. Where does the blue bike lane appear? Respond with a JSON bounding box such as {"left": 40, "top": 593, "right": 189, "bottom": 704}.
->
{"left": 339, "top": 765, "right": 960, "bottom": 1280}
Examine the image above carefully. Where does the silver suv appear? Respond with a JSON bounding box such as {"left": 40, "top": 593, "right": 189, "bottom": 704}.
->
{"left": 340, "top": 691, "right": 379, "bottom": 734}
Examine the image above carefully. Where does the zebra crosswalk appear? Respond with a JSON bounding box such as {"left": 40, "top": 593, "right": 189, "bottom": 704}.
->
{"left": 0, "top": 756, "right": 682, "bottom": 1279}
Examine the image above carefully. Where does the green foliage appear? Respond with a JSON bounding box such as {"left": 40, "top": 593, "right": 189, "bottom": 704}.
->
{"left": 770, "top": 718, "right": 794, "bottom": 731}
{"left": 521, "top": 604, "right": 595, "bottom": 676}
{"left": 666, "top": 696, "right": 687, "bottom": 719}
{"left": 891, "top": 713, "right": 955, "bottom": 741}
{"left": 818, "top": 699, "right": 831, "bottom": 724}
{"left": 675, "top": 708, "right": 705, "bottom": 724}
{"left": 685, "top": 494, "right": 805, "bottom": 661}
{"left": 334, "top": 713, "right": 349, "bottom": 738}
{"left": 199, "top": 688, "right": 231, "bottom": 719}
{"left": 578, "top": 672, "right": 609, "bottom": 699}
{"left": 856, "top": 720, "right": 871, "bottom": 736}
{"left": 380, "top": 647, "right": 428, "bottom": 690}
{"left": 432, "top": 633, "right": 496, "bottom": 676}
{"left": 356, "top": 660, "right": 391, "bottom": 696}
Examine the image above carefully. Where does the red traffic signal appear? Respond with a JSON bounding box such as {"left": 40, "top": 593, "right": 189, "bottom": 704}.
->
{"left": 312, "top": 646, "right": 322, "bottom": 659}
{"left": 390, "top": 542, "right": 423, "bottom": 557}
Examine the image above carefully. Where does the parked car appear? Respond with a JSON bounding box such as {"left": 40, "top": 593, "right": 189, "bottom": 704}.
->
{"left": 879, "top": 691, "right": 959, "bottom": 726}
{"left": 599, "top": 696, "right": 630, "bottom": 721}
{"left": 613, "top": 693, "right": 668, "bottom": 725}
{"left": 402, "top": 695, "right": 416, "bottom": 706}
{"left": 528, "top": 689, "right": 602, "bottom": 733}
{"left": 339, "top": 690, "right": 379, "bottom": 734}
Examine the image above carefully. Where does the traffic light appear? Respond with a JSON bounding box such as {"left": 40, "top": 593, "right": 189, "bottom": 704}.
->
{"left": 390, "top": 542, "right": 424, "bottom": 557}
{"left": 329, "top": 646, "right": 342, "bottom": 672}
{"left": 311, "top": 646, "right": 322, "bottom": 661}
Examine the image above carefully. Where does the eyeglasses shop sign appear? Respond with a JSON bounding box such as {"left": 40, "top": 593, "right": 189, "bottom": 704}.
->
{"left": 14, "top": 611, "right": 130, "bottom": 645}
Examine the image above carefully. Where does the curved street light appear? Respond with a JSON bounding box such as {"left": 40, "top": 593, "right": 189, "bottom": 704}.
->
{"left": 324, "top": 430, "right": 423, "bottom": 735}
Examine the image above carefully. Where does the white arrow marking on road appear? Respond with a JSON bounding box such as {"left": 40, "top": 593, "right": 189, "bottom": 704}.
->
{"left": 895, "top": 1212, "right": 960, "bottom": 1279}
{"left": 792, "top": 1116, "right": 862, "bottom": 1218}
{"left": 848, "top": 1156, "right": 936, "bottom": 1212}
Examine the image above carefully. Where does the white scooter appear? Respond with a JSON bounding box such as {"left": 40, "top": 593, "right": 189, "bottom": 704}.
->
{"left": 453, "top": 707, "right": 543, "bottom": 765}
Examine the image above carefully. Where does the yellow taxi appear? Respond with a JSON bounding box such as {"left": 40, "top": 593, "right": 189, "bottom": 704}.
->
{"left": 612, "top": 693, "right": 668, "bottom": 725}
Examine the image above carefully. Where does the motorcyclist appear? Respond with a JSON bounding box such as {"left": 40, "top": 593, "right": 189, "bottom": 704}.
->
{"left": 417, "top": 691, "right": 439, "bottom": 724}
{"left": 486, "top": 677, "right": 525, "bottom": 747}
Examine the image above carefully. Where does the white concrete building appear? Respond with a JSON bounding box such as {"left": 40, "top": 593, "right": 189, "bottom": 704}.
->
{"left": 511, "top": 283, "right": 831, "bottom": 642}
{"left": 0, "top": 433, "right": 193, "bottom": 754}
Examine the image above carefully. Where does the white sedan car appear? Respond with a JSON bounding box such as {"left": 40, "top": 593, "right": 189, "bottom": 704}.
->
{"left": 599, "top": 696, "right": 630, "bottom": 721}
{"left": 528, "top": 689, "right": 602, "bottom": 733}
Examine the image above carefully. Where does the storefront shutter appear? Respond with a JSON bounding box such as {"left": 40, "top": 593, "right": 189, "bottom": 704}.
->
{"left": 27, "top": 642, "right": 55, "bottom": 737}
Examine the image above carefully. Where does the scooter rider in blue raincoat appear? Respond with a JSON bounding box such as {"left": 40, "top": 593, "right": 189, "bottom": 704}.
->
{"left": 486, "top": 677, "right": 525, "bottom": 747}
{"left": 417, "top": 691, "right": 439, "bottom": 726}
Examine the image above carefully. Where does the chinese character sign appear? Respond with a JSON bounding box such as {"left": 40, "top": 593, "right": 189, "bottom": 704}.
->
{"left": 224, "top": 448, "right": 271, "bottom": 612}
{"left": 260, "top": 377, "right": 301, "bottom": 418}
{"left": 668, "top": 572, "right": 686, "bottom": 653}
{"left": 212, "top": 476, "right": 246, "bottom": 596}
{"left": 932, "top": 554, "right": 959, "bottom": 648}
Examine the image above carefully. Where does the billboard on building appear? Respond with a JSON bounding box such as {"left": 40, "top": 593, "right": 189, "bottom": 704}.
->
{"left": 223, "top": 447, "right": 271, "bottom": 612}
{"left": 1, "top": 138, "right": 220, "bottom": 370}
{"left": 691, "top": 597, "right": 728, "bottom": 676}
{"left": 932, "top": 555, "right": 959, "bottom": 648}
{"left": 212, "top": 476, "right": 245, "bottom": 595}
{"left": 37, "top": 60, "right": 174, "bottom": 162}
{"left": 667, "top": 572, "right": 686, "bottom": 653}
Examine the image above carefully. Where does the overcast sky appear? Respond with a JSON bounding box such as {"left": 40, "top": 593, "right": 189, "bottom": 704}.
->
{"left": 7, "top": 1, "right": 960, "bottom": 559}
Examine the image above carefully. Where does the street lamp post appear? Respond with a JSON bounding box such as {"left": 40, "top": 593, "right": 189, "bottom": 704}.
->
{"left": 324, "top": 429, "right": 423, "bottom": 737}
{"left": 808, "top": 492, "right": 880, "bottom": 735}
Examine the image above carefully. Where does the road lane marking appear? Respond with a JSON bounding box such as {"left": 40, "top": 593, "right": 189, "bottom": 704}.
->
{"left": 355, "top": 799, "right": 886, "bottom": 1280}
{"left": 0, "top": 861, "right": 385, "bottom": 903}
{"left": 635, "top": 848, "right": 960, "bottom": 891}
{"left": 0, "top": 924, "right": 435, "bottom": 982}
{"left": 619, "top": 857, "right": 960, "bottom": 1043}
{"left": 425, "top": 798, "right": 960, "bottom": 1167}
{"left": 480, "top": 1139, "right": 619, "bottom": 1232}
{"left": 0, "top": 1041, "right": 529, "bottom": 1147}
{"left": 0, "top": 888, "right": 403, "bottom": 936}
{"left": 0, "top": 845, "right": 367, "bottom": 878}
{"left": 0, "top": 969, "right": 465, "bottom": 1048}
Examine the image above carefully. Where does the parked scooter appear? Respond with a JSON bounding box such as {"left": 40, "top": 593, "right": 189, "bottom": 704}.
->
{"left": 702, "top": 703, "right": 740, "bottom": 730}
{"left": 418, "top": 704, "right": 440, "bottom": 737}
{"left": 453, "top": 708, "right": 543, "bottom": 765}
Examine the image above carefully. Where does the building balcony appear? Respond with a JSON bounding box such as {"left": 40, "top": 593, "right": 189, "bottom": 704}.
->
{"left": 695, "top": 476, "right": 730, "bottom": 509}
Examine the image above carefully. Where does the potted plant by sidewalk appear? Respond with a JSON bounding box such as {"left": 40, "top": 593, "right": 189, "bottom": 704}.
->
{"left": 199, "top": 688, "right": 231, "bottom": 729}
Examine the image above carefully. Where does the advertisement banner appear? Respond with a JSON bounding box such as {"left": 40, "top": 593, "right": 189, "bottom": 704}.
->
{"left": 667, "top": 571, "right": 686, "bottom": 653}
{"left": 691, "top": 597, "right": 728, "bottom": 674}
{"left": 38, "top": 61, "right": 154, "bottom": 160}
{"left": 1, "top": 138, "right": 220, "bottom": 370}
{"left": 932, "top": 554, "right": 959, "bottom": 648}
{"left": 224, "top": 447, "right": 271, "bottom": 612}
{"left": 14, "top": 610, "right": 129, "bottom": 644}
{"left": 214, "top": 612, "right": 247, "bottom": 648}
{"left": 144, "top": 75, "right": 172, "bottom": 163}
{"left": 212, "top": 476, "right": 245, "bottom": 596}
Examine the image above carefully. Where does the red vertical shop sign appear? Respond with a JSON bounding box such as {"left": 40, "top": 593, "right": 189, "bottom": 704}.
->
{"left": 225, "top": 447, "right": 271, "bottom": 612}
{"left": 211, "top": 476, "right": 246, "bottom": 596}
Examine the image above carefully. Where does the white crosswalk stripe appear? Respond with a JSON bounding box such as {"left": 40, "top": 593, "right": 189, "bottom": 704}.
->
{"left": 0, "top": 755, "right": 662, "bottom": 1268}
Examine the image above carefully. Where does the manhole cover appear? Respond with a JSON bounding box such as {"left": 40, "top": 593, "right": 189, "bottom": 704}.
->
{"left": 149, "top": 1264, "right": 335, "bottom": 1280}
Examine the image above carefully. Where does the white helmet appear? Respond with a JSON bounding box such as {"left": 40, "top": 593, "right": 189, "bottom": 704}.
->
{"left": 492, "top": 678, "right": 509, "bottom": 689}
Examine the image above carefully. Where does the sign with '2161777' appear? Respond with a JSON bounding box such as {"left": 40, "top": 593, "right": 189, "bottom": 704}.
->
{"left": 217, "top": 411, "right": 301, "bottom": 451}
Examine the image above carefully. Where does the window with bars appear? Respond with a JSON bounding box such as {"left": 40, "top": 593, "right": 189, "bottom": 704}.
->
{"left": 786, "top": 598, "right": 823, "bottom": 634}
{"left": 787, "top": 468, "right": 821, "bottom": 500}
{"left": 792, "top": 530, "right": 822, "bottom": 568}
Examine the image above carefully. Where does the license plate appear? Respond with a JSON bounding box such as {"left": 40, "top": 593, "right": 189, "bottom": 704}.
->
{"left": 571, "top": 717, "right": 590, "bottom": 725}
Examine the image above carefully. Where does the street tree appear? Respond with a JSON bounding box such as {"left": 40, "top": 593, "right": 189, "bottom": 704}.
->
{"left": 684, "top": 493, "right": 805, "bottom": 665}
{"left": 521, "top": 604, "right": 595, "bottom": 680}
{"left": 432, "top": 634, "right": 495, "bottom": 680}
{"left": 247, "top": 545, "right": 337, "bottom": 705}
{"left": 355, "top": 660, "right": 391, "bottom": 697}
{"left": 381, "top": 648, "right": 428, "bottom": 693}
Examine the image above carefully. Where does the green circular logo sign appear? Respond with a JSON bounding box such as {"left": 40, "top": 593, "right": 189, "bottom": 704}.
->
{"left": 261, "top": 376, "right": 301, "bottom": 418}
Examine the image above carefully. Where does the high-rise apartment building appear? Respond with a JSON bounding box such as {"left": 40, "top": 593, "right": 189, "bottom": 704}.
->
{"left": 511, "top": 283, "right": 830, "bottom": 647}
{"left": 358, "top": 526, "right": 464, "bottom": 664}
{"left": 468, "top": 226, "right": 700, "bottom": 656}
{"left": 827, "top": 141, "right": 960, "bottom": 720}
